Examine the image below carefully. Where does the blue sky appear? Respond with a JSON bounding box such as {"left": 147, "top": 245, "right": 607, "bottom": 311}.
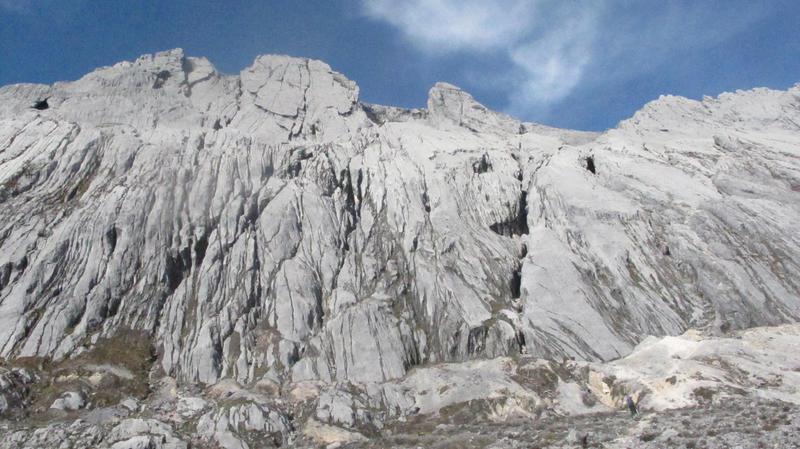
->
{"left": 1, "top": 0, "right": 798, "bottom": 131}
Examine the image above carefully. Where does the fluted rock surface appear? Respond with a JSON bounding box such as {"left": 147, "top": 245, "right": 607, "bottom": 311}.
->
{"left": 0, "top": 49, "right": 799, "bottom": 427}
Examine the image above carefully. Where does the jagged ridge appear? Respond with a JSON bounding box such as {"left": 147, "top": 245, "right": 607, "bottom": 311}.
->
{"left": 0, "top": 49, "right": 799, "bottom": 447}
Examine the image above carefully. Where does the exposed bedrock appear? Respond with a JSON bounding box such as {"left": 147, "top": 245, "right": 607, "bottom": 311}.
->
{"left": 0, "top": 49, "right": 798, "bottom": 396}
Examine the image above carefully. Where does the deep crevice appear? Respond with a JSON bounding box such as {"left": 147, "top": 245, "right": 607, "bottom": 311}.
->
{"left": 32, "top": 98, "right": 49, "bottom": 110}
{"left": 585, "top": 155, "right": 596, "bottom": 174}
{"left": 164, "top": 246, "right": 192, "bottom": 294}
{"left": 515, "top": 330, "right": 527, "bottom": 353}
{"left": 467, "top": 325, "right": 488, "bottom": 355}
{"left": 421, "top": 191, "right": 431, "bottom": 213}
{"left": 355, "top": 169, "right": 364, "bottom": 209}
{"left": 194, "top": 234, "right": 209, "bottom": 267}
{"left": 0, "top": 262, "right": 11, "bottom": 291}
{"left": 334, "top": 166, "right": 361, "bottom": 271}
{"left": 362, "top": 103, "right": 385, "bottom": 125}
{"left": 489, "top": 191, "right": 529, "bottom": 237}
{"left": 153, "top": 70, "right": 172, "bottom": 89}
{"left": 510, "top": 244, "right": 526, "bottom": 300}
{"left": 286, "top": 148, "right": 314, "bottom": 178}
{"left": 472, "top": 153, "right": 492, "bottom": 174}
{"left": 16, "top": 255, "right": 27, "bottom": 272}
{"left": 510, "top": 266, "right": 522, "bottom": 299}
{"left": 329, "top": 163, "right": 363, "bottom": 303}
{"left": 104, "top": 227, "right": 118, "bottom": 256}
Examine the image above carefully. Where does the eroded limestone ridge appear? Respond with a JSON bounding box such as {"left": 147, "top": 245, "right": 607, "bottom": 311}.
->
{"left": 0, "top": 49, "right": 799, "bottom": 447}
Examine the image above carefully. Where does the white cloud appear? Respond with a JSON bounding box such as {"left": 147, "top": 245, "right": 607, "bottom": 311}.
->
{"left": 360, "top": 0, "right": 775, "bottom": 120}
{"left": 362, "top": 0, "right": 537, "bottom": 52}
{"left": 361, "top": 0, "right": 600, "bottom": 114}
{"left": 0, "top": 0, "right": 32, "bottom": 13}
{"left": 0, "top": 0, "right": 87, "bottom": 18}
{"left": 509, "top": 10, "right": 596, "bottom": 109}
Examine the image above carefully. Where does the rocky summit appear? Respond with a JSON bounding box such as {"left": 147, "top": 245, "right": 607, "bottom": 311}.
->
{"left": 0, "top": 49, "right": 799, "bottom": 448}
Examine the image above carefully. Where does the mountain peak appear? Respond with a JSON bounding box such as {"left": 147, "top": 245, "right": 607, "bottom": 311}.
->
{"left": 1, "top": 48, "right": 800, "bottom": 447}
{"left": 427, "top": 81, "right": 521, "bottom": 134}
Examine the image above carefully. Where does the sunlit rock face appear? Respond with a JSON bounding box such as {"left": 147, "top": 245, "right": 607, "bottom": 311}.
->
{"left": 0, "top": 49, "right": 799, "bottom": 393}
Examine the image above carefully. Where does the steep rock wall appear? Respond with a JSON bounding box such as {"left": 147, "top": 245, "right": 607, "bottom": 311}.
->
{"left": 0, "top": 49, "right": 798, "bottom": 390}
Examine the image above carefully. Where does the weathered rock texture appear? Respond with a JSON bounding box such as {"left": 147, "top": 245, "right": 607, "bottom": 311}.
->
{"left": 0, "top": 49, "right": 799, "bottom": 447}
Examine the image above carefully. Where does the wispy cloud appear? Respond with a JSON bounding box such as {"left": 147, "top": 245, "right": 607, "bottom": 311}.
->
{"left": 0, "top": 0, "right": 32, "bottom": 13}
{"left": 360, "top": 0, "right": 775, "bottom": 120}
{"left": 361, "top": 0, "right": 537, "bottom": 52}
{"left": 0, "top": 0, "right": 86, "bottom": 19}
{"left": 361, "top": 0, "right": 601, "bottom": 116}
{"left": 508, "top": 7, "right": 597, "bottom": 110}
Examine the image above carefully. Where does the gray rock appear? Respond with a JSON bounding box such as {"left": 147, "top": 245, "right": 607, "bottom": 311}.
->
{"left": 110, "top": 436, "right": 156, "bottom": 449}
{"left": 566, "top": 428, "right": 589, "bottom": 446}
{"left": 120, "top": 397, "right": 140, "bottom": 412}
{"left": 2, "top": 49, "right": 799, "bottom": 387}
{"left": 175, "top": 396, "right": 208, "bottom": 418}
{"left": 0, "top": 367, "right": 35, "bottom": 416}
{"left": 196, "top": 402, "right": 291, "bottom": 448}
{"left": 50, "top": 391, "right": 86, "bottom": 411}
{"left": 106, "top": 418, "right": 187, "bottom": 449}
{"left": 0, "top": 49, "right": 799, "bottom": 448}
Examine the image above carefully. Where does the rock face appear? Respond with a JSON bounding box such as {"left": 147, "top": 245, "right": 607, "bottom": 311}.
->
{"left": 0, "top": 367, "right": 35, "bottom": 415}
{"left": 50, "top": 390, "right": 86, "bottom": 411}
{"left": 0, "top": 49, "right": 799, "bottom": 446}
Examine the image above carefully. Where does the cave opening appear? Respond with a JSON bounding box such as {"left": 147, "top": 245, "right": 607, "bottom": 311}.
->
{"left": 32, "top": 99, "right": 49, "bottom": 110}
{"left": 153, "top": 70, "right": 172, "bottom": 89}
{"left": 104, "top": 227, "right": 118, "bottom": 255}
{"left": 194, "top": 234, "right": 209, "bottom": 267}
{"left": 585, "top": 155, "right": 596, "bottom": 174}
{"left": 510, "top": 266, "right": 522, "bottom": 299}
{"left": 489, "top": 191, "right": 529, "bottom": 237}
{"left": 472, "top": 154, "right": 492, "bottom": 174}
